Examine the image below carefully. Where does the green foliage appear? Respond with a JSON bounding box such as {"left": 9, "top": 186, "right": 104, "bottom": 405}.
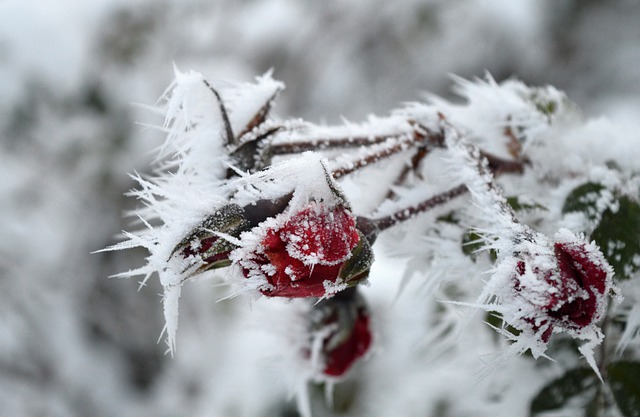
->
{"left": 562, "top": 182, "right": 607, "bottom": 223}
{"left": 528, "top": 91, "right": 561, "bottom": 117}
{"left": 461, "top": 229, "right": 497, "bottom": 263}
{"left": 461, "top": 230, "right": 484, "bottom": 261}
{"left": 530, "top": 362, "right": 640, "bottom": 417}
{"left": 591, "top": 196, "right": 640, "bottom": 281}
{"left": 608, "top": 361, "right": 640, "bottom": 417}
{"left": 563, "top": 182, "right": 640, "bottom": 280}
{"left": 529, "top": 368, "right": 598, "bottom": 416}
{"left": 506, "top": 196, "right": 547, "bottom": 212}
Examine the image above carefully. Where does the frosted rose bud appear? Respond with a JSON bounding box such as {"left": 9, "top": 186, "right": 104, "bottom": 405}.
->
{"left": 246, "top": 202, "right": 372, "bottom": 298}
{"left": 307, "top": 289, "right": 373, "bottom": 378}
{"left": 547, "top": 241, "right": 608, "bottom": 328}
{"left": 513, "top": 237, "right": 611, "bottom": 342}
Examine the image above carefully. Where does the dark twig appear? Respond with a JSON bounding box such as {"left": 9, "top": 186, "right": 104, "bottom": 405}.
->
{"left": 268, "top": 133, "right": 406, "bottom": 156}
{"left": 203, "top": 79, "right": 236, "bottom": 147}
{"left": 385, "top": 145, "right": 430, "bottom": 200}
{"left": 236, "top": 90, "right": 281, "bottom": 141}
{"left": 331, "top": 134, "right": 417, "bottom": 180}
{"left": 369, "top": 184, "right": 469, "bottom": 232}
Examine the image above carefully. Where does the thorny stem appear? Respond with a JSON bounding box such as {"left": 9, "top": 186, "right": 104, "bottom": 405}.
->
{"left": 265, "top": 122, "right": 445, "bottom": 178}
{"left": 331, "top": 134, "right": 421, "bottom": 179}
{"left": 354, "top": 147, "right": 527, "bottom": 241}
{"left": 236, "top": 92, "right": 281, "bottom": 141}
{"left": 269, "top": 134, "right": 394, "bottom": 155}
{"left": 329, "top": 124, "right": 441, "bottom": 179}
{"left": 386, "top": 146, "right": 430, "bottom": 200}
{"left": 268, "top": 131, "right": 420, "bottom": 156}
{"left": 441, "top": 117, "right": 524, "bottom": 230}
{"left": 238, "top": 109, "right": 525, "bottom": 186}
{"left": 369, "top": 184, "right": 469, "bottom": 232}
{"left": 236, "top": 130, "right": 421, "bottom": 175}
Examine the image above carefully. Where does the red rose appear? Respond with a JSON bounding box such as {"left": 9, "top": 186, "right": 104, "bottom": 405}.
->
{"left": 547, "top": 241, "right": 608, "bottom": 327}
{"left": 513, "top": 239, "right": 609, "bottom": 342}
{"left": 322, "top": 304, "right": 372, "bottom": 377}
{"left": 246, "top": 202, "right": 369, "bottom": 298}
{"left": 306, "top": 289, "right": 373, "bottom": 378}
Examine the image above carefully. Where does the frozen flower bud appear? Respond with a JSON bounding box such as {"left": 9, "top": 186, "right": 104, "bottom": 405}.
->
{"left": 239, "top": 201, "right": 373, "bottom": 298}
{"left": 547, "top": 240, "right": 609, "bottom": 330}
{"left": 511, "top": 231, "right": 613, "bottom": 343}
{"left": 306, "top": 289, "right": 373, "bottom": 378}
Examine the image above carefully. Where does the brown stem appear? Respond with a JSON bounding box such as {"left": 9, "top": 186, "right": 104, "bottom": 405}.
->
{"left": 268, "top": 134, "right": 400, "bottom": 156}
{"left": 236, "top": 91, "right": 281, "bottom": 141}
{"left": 481, "top": 150, "right": 528, "bottom": 175}
{"left": 331, "top": 135, "right": 417, "bottom": 179}
{"left": 330, "top": 125, "right": 444, "bottom": 179}
{"left": 356, "top": 151, "right": 526, "bottom": 236}
{"left": 268, "top": 121, "right": 443, "bottom": 156}
{"left": 385, "top": 145, "right": 431, "bottom": 200}
{"left": 369, "top": 184, "right": 469, "bottom": 232}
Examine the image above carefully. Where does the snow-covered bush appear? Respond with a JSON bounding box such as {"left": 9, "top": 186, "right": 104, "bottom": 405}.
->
{"left": 106, "top": 68, "right": 640, "bottom": 416}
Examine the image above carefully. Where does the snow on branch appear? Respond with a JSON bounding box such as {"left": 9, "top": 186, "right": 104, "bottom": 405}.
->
{"left": 106, "top": 69, "right": 631, "bottom": 398}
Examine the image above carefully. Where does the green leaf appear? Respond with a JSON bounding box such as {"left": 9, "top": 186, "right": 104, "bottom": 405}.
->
{"left": 436, "top": 210, "right": 459, "bottom": 224}
{"left": 484, "top": 311, "right": 520, "bottom": 341}
{"left": 591, "top": 196, "right": 640, "bottom": 280}
{"left": 461, "top": 230, "right": 497, "bottom": 263}
{"left": 529, "top": 91, "right": 560, "bottom": 117}
{"left": 529, "top": 368, "right": 598, "bottom": 416}
{"left": 461, "top": 230, "right": 484, "bottom": 261}
{"left": 170, "top": 203, "right": 249, "bottom": 258}
{"left": 339, "top": 231, "right": 374, "bottom": 284}
{"left": 562, "top": 182, "right": 607, "bottom": 223}
{"left": 608, "top": 361, "right": 640, "bottom": 417}
{"left": 506, "top": 196, "right": 547, "bottom": 212}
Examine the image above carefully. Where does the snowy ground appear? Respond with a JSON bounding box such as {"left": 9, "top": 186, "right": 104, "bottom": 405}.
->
{"left": 1, "top": 1, "right": 639, "bottom": 416}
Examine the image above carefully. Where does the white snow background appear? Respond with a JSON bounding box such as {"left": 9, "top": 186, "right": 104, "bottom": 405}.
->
{"left": 1, "top": 1, "right": 639, "bottom": 416}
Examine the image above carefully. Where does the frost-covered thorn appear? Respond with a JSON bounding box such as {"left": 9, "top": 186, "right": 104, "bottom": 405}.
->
{"left": 202, "top": 78, "right": 235, "bottom": 147}
{"left": 330, "top": 132, "right": 424, "bottom": 179}
{"left": 236, "top": 87, "right": 282, "bottom": 141}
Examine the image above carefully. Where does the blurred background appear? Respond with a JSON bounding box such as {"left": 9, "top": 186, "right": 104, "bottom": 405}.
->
{"left": 1, "top": 1, "right": 639, "bottom": 416}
